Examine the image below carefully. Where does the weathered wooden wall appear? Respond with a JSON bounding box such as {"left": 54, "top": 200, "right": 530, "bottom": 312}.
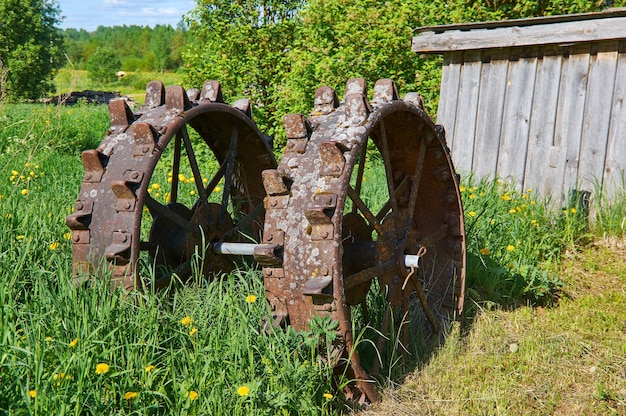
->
{"left": 413, "top": 11, "right": 626, "bottom": 204}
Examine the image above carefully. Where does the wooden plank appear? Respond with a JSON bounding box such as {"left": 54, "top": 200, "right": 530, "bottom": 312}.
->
{"left": 553, "top": 44, "right": 591, "bottom": 207}
{"left": 436, "top": 52, "right": 462, "bottom": 150}
{"left": 602, "top": 41, "right": 626, "bottom": 199}
{"left": 578, "top": 41, "right": 619, "bottom": 194}
{"left": 496, "top": 48, "right": 538, "bottom": 190}
{"left": 523, "top": 48, "right": 562, "bottom": 197}
{"left": 450, "top": 51, "right": 482, "bottom": 174}
{"left": 412, "top": 16, "right": 626, "bottom": 53}
{"left": 471, "top": 49, "right": 509, "bottom": 181}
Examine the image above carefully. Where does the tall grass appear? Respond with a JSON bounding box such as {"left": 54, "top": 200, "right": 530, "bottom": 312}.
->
{"left": 1, "top": 104, "right": 624, "bottom": 413}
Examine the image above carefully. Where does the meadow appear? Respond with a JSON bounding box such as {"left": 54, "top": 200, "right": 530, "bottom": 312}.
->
{"left": 0, "top": 101, "right": 624, "bottom": 415}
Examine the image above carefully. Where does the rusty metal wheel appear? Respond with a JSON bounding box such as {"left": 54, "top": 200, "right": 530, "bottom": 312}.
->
{"left": 261, "top": 78, "right": 465, "bottom": 402}
{"left": 66, "top": 80, "right": 276, "bottom": 288}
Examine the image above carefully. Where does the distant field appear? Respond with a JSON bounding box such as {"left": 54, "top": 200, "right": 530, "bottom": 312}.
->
{"left": 53, "top": 68, "right": 185, "bottom": 105}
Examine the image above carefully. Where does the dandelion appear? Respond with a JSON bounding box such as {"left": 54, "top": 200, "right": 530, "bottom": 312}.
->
{"left": 214, "top": 186, "right": 222, "bottom": 193}
{"left": 468, "top": 211, "right": 477, "bottom": 217}
{"left": 187, "top": 390, "right": 199, "bottom": 400}
{"left": 530, "top": 219, "right": 538, "bottom": 225}
{"left": 123, "top": 391, "right": 139, "bottom": 400}
{"left": 501, "top": 194, "right": 511, "bottom": 201}
{"left": 16, "top": 235, "right": 24, "bottom": 241}
{"left": 507, "top": 245, "right": 515, "bottom": 252}
{"left": 245, "top": 294, "right": 257, "bottom": 303}
{"left": 151, "top": 183, "right": 161, "bottom": 190}
{"left": 469, "top": 193, "right": 476, "bottom": 199}
{"left": 178, "top": 173, "right": 187, "bottom": 182}
{"left": 45, "top": 336, "right": 52, "bottom": 342}
{"left": 189, "top": 327, "right": 198, "bottom": 336}
{"left": 29, "top": 389, "right": 37, "bottom": 398}
{"left": 11, "top": 170, "right": 18, "bottom": 176}
{"left": 571, "top": 208, "right": 577, "bottom": 214}
{"left": 49, "top": 242, "right": 59, "bottom": 250}
{"left": 180, "top": 316, "right": 192, "bottom": 326}
{"left": 459, "top": 186, "right": 466, "bottom": 192}
{"left": 145, "top": 365, "right": 156, "bottom": 373}
{"left": 69, "top": 338, "right": 78, "bottom": 347}
{"left": 509, "top": 209, "right": 516, "bottom": 214}
{"left": 189, "top": 190, "right": 196, "bottom": 196}
{"left": 479, "top": 248, "right": 491, "bottom": 255}
{"left": 63, "top": 232, "right": 72, "bottom": 240}
{"left": 95, "top": 363, "right": 110, "bottom": 375}
{"left": 323, "top": 392, "right": 333, "bottom": 400}
{"left": 237, "top": 385, "right": 250, "bottom": 397}
{"left": 21, "top": 189, "right": 29, "bottom": 196}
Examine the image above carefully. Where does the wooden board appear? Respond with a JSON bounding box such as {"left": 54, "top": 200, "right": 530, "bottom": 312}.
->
{"left": 523, "top": 49, "right": 562, "bottom": 196}
{"left": 496, "top": 48, "right": 538, "bottom": 190}
{"left": 578, "top": 41, "right": 619, "bottom": 194}
{"left": 412, "top": 16, "right": 626, "bottom": 53}
{"left": 436, "top": 52, "right": 463, "bottom": 151}
{"left": 471, "top": 49, "right": 510, "bottom": 181}
{"left": 451, "top": 51, "right": 482, "bottom": 174}
{"left": 602, "top": 41, "right": 626, "bottom": 199}
{"left": 553, "top": 44, "right": 591, "bottom": 206}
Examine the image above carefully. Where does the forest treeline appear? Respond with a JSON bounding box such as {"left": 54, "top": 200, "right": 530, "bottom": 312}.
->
{"left": 62, "top": 24, "right": 188, "bottom": 74}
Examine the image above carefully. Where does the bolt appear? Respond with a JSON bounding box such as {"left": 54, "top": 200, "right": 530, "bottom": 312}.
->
{"left": 321, "top": 266, "right": 329, "bottom": 276}
{"left": 270, "top": 199, "right": 278, "bottom": 208}
{"left": 142, "top": 145, "right": 150, "bottom": 153}
{"left": 321, "top": 230, "right": 329, "bottom": 239}
{"left": 124, "top": 201, "right": 132, "bottom": 210}
{"left": 72, "top": 234, "right": 80, "bottom": 243}
{"left": 265, "top": 269, "right": 273, "bottom": 277}
{"left": 119, "top": 234, "right": 128, "bottom": 243}
{"left": 287, "top": 142, "right": 295, "bottom": 149}
{"left": 76, "top": 201, "right": 84, "bottom": 211}
{"left": 84, "top": 173, "right": 93, "bottom": 181}
{"left": 332, "top": 165, "right": 341, "bottom": 173}
{"left": 131, "top": 172, "right": 140, "bottom": 180}
{"left": 266, "top": 234, "right": 274, "bottom": 242}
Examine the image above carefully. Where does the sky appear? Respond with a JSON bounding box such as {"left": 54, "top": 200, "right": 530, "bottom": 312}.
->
{"left": 57, "top": 0, "right": 196, "bottom": 31}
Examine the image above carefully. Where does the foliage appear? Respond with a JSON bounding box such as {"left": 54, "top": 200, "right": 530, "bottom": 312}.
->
{"left": 86, "top": 47, "right": 122, "bottom": 84}
{"left": 0, "top": 0, "right": 64, "bottom": 100}
{"left": 62, "top": 24, "right": 188, "bottom": 73}
{"left": 183, "top": 0, "right": 304, "bottom": 139}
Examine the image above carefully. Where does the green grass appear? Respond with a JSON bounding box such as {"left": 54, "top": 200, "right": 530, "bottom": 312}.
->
{"left": 1, "top": 103, "right": 625, "bottom": 414}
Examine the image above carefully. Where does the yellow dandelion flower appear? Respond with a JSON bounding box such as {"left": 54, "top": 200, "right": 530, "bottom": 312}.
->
{"left": 571, "top": 208, "right": 577, "bottom": 214}
{"left": 95, "top": 363, "right": 110, "bottom": 375}
{"left": 468, "top": 211, "right": 477, "bottom": 217}
{"left": 151, "top": 183, "right": 161, "bottom": 190}
{"left": 11, "top": 170, "right": 19, "bottom": 176}
{"left": 21, "top": 189, "right": 29, "bottom": 196}
{"left": 187, "top": 390, "right": 199, "bottom": 400}
{"left": 515, "top": 206, "right": 521, "bottom": 212}
{"left": 25, "top": 162, "right": 31, "bottom": 167}
{"left": 237, "top": 385, "right": 250, "bottom": 397}
{"left": 29, "top": 389, "right": 37, "bottom": 398}
{"left": 202, "top": 177, "right": 208, "bottom": 184}
{"left": 214, "top": 186, "right": 222, "bottom": 193}
{"left": 506, "top": 245, "right": 515, "bottom": 252}
{"left": 323, "top": 393, "right": 333, "bottom": 400}
{"left": 459, "top": 186, "right": 467, "bottom": 192}
{"left": 189, "top": 190, "right": 196, "bottom": 196}
{"left": 49, "top": 242, "right": 59, "bottom": 250}
{"left": 562, "top": 209, "right": 568, "bottom": 214}
{"left": 123, "top": 391, "right": 138, "bottom": 400}
{"left": 530, "top": 219, "right": 538, "bottom": 225}
{"left": 501, "top": 194, "right": 511, "bottom": 201}
{"left": 530, "top": 201, "right": 535, "bottom": 205}
{"left": 189, "top": 327, "right": 198, "bottom": 336}
{"left": 489, "top": 219, "right": 495, "bottom": 225}
{"left": 522, "top": 194, "right": 528, "bottom": 199}
{"left": 178, "top": 173, "right": 187, "bottom": 182}
{"left": 16, "top": 235, "right": 24, "bottom": 241}
{"left": 509, "top": 209, "right": 516, "bottom": 214}
{"left": 469, "top": 193, "right": 476, "bottom": 199}
{"left": 245, "top": 294, "right": 257, "bottom": 303}
{"left": 145, "top": 365, "right": 156, "bottom": 373}
{"left": 63, "top": 232, "right": 72, "bottom": 240}
{"left": 180, "top": 316, "right": 192, "bottom": 326}
{"left": 45, "top": 336, "right": 52, "bottom": 342}
{"left": 69, "top": 338, "right": 78, "bottom": 347}
{"left": 526, "top": 188, "right": 532, "bottom": 193}
{"left": 167, "top": 177, "right": 173, "bottom": 183}
{"left": 479, "top": 248, "right": 491, "bottom": 255}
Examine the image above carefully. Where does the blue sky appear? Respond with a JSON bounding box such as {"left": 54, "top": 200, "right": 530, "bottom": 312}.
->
{"left": 57, "top": 0, "right": 196, "bottom": 31}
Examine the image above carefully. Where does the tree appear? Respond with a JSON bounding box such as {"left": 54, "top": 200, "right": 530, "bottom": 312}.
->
{"left": 86, "top": 47, "right": 121, "bottom": 83}
{"left": 0, "top": 0, "right": 63, "bottom": 101}
{"left": 182, "top": 0, "right": 304, "bottom": 138}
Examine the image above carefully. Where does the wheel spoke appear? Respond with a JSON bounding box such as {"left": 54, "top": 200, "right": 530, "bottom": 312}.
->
{"left": 404, "top": 269, "right": 440, "bottom": 333}
{"left": 203, "top": 159, "right": 228, "bottom": 196}
{"left": 346, "top": 185, "right": 383, "bottom": 236}
{"left": 221, "top": 201, "right": 265, "bottom": 241}
{"left": 351, "top": 140, "right": 368, "bottom": 214}
{"left": 412, "top": 224, "right": 449, "bottom": 248}
{"left": 375, "top": 176, "right": 410, "bottom": 222}
{"left": 344, "top": 261, "right": 393, "bottom": 290}
{"left": 404, "top": 139, "right": 428, "bottom": 239}
{"left": 180, "top": 126, "right": 209, "bottom": 205}
{"left": 145, "top": 195, "right": 200, "bottom": 236}
{"left": 170, "top": 133, "right": 182, "bottom": 204}
{"left": 378, "top": 120, "right": 398, "bottom": 214}
{"left": 221, "top": 126, "right": 239, "bottom": 223}
{"left": 153, "top": 259, "right": 192, "bottom": 289}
